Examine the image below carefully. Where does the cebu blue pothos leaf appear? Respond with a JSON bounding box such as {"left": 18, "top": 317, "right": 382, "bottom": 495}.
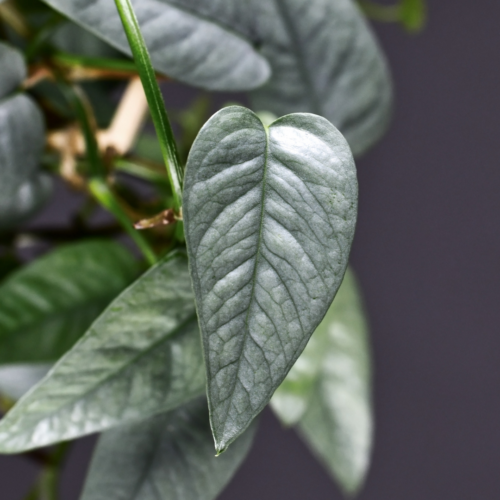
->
{"left": 0, "top": 94, "right": 45, "bottom": 199}
{"left": 271, "top": 267, "right": 372, "bottom": 494}
{"left": 250, "top": 0, "right": 393, "bottom": 157}
{"left": 184, "top": 106, "right": 358, "bottom": 453}
{"left": 40, "top": 0, "right": 270, "bottom": 91}
{"left": 51, "top": 21, "right": 123, "bottom": 58}
{"left": 0, "top": 43, "right": 49, "bottom": 228}
{"left": 0, "top": 240, "right": 139, "bottom": 364}
{"left": 0, "top": 252, "right": 205, "bottom": 453}
{"left": 0, "top": 43, "right": 26, "bottom": 98}
{"left": 81, "top": 397, "right": 257, "bottom": 500}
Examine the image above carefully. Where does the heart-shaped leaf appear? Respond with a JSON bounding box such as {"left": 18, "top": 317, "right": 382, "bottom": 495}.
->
{"left": 81, "top": 397, "right": 257, "bottom": 500}
{"left": 250, "top": 0, "right": 392, "bottom": 156}
{"left": 271, "top": 267, "right": 372, "bottom": 494}
{"left": 41, "top": 0, "right": 270, "bottom": 91}
{"left": 184, "top": 106, "right": 358, "bottom": 452}
{"left": 0, "top": 252, "right": 204, "bottom": 453}
{"left": 0, "top": 240, "right": 138, "bottom": 364}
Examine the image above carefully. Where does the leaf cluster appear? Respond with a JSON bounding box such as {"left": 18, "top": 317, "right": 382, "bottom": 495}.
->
{"left": 0, "top": 0, "right": 411, "bottom": 498}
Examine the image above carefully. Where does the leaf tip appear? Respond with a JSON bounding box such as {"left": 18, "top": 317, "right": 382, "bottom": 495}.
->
{"left": 215, "top": 444, "right": 228, "bottom": 457}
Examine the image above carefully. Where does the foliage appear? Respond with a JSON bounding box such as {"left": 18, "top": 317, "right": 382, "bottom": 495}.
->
{"left": 0, "top": 0, "right": 417, "bottom": 498}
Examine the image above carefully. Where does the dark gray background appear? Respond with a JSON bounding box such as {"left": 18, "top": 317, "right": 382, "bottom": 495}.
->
{"left": 3, "top": 1, "right": 500, "bottom": 498}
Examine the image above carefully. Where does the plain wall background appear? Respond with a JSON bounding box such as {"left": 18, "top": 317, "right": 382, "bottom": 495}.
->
{"left": 3, "top": 1, "right": 500, "bottom": 498}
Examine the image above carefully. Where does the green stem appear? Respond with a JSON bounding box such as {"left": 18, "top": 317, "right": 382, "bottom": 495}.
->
{"left": 53, "top": 52, "right": 138, "bottom": 73}
{"left": 24, "top": 14, "right": 64, "bottom": 61}
{"left": 358, "top": 1, "right": 401, "bottom": 22}
{"left": 23, "top": 485, "right": 38, "bottom": 500}
{"left": 113, "top": 0, "right": 183, "bottom": 213}
{"left": 89, "top": 178, "right": 157, "bottom": 265}
{"left": 38, "top": 466, "right": 58, "bottom": 500}
{"left": 22, "top": 443, "right": 69, "bottom": 500}
{"left": 114, "top": 158, "right": 170, "bottom": 187}
{"left": 58, "top": 82, "right": 105, "bottom": 179}
{"left": 59, "top": 82, "right": 157, "bottom": 265}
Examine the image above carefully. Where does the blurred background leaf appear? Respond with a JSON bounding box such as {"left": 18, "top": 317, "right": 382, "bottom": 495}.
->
{"left": 0, "top": 252, "right": 204, "bottom": 453}
{"left": 0, "top": 239, "right": 139, "bottom": 364}
{"left": 272, "top": 267, "right": 372, "bottom": 495}
{"left": 81, "top": 397, "right": 257, "bottom": 500}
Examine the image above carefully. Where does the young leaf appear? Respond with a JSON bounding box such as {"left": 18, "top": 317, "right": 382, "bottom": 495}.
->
{"left": 0, "top": 240, "right": 138, "bottom": 364}
{"left": 0, "top": 364, "right": 51, "bottom": 401}
{"left": 40, "top": 0, "right": 270, "bottom": 91}
{"left": 81, "top": 397, "right": 257, "bottom": 500}
{"left": 184, "top": 106, "right": 358, "bottom": 453}
{"left": 272, "top": 267, "right": 372, "bottom": 494}
{"left": 250, "top": 0, "right": 393, "bottom": 157}
{"left": 0, "top": 252, "right": 205, "bottom": 453}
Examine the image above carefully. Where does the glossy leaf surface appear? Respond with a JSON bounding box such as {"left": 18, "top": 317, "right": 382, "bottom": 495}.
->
{"left": 41, "top": 0, "right": 270, "bottom": 91}
{"left": 250, "top": 0, "right": 392, "bottom": 156}
{"left": 271, "top": 267, "right": 372, "bottom": 494}
{"left": 0, "top": 252, "right": 204, "bottom": 453}
{"left": 0, "top": 240, "right": 138, "bottom": 364}
{"left": 81, "top": 397, "right": 257, "bottom": 500}
{"left": 184, "top": 106, "right": 358, "bottom": 452}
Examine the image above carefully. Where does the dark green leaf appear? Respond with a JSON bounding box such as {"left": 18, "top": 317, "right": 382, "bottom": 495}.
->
{"left": 0, "top": 252, "right": 205, "bottom": 453}
{"left": 250, "top": 0, "right": 393, "bottom": 157}
{"left": 0, "top": 240, "right": 138, "bottom": 364}
{"left": 40, "top": 0, "right": 270, "bottom": 91}
{"left": 184, "top": 106, "right": 358, "bottom": 453}
{"left": 272, "top": 267, "right": 372, "bottom": 494}
{"left": 81, "top": 397, "right": 257, "bottom": 500}
{"left": 0, "top": 255, "right": 20, "bottom": 282}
